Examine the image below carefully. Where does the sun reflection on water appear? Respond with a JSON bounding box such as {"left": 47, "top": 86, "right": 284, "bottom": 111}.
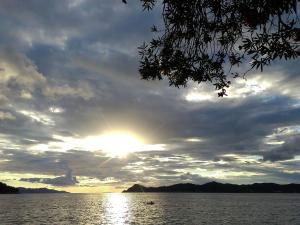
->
{"left": 103, "top": 194, "right": 131, "bottom": 225}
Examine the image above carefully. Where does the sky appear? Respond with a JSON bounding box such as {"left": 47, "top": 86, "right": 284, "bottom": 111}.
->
{"left": 0, "top": 0, "right": 300, "bottom": 193}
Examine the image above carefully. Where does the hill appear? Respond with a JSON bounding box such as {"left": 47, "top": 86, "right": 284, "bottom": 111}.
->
{"left": 123, "top": 182, "right": 300, "bottom": 193}
{"left": 0, "top": 181, "right": 68, "bottom": 194}
{"left": 0, "top": 182, "right": 19, "bottom": 194}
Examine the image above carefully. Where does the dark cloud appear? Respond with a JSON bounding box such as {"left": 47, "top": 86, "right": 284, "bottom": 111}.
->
{"left": 263, "top": 136, "right": 300, "bottom": 162}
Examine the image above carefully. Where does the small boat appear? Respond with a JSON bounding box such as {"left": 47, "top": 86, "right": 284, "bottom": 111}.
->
{"left": 146, "top": 201, "right": 155, "bottom": 205}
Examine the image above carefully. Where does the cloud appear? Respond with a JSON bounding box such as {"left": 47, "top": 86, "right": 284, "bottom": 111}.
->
{"left": 263, "top": 135, "right": 300, "bottom": 162}
{"left": 0, "top": 49, "right": 46, "bottom": 101}
{"left": 20, "top": 169, "right": 78, "bottom": 186}
{"left": 43, "top": 81, "right": 94, "bottom": 100}
{"left": 0, "top": 0, "right": 300, "bottom": 189}
{"left": 0, "top": 111, "right": 15, "bottom": 120}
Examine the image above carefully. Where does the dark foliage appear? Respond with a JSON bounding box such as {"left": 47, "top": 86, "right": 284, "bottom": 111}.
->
{"left": 128, "top": 0, "right": 300, "bottom": 96}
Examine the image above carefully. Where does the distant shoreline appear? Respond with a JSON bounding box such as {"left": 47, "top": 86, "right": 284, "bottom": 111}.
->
{"left": 0, "top": 181, "right": 68, "bottom": 194}
{"left": 123, "top": 181, "right": 300, "bottom": 193}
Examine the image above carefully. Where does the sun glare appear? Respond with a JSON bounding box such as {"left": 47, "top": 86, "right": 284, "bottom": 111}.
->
{"left": 50, "top": 132, "right": 165, "bottom": 156}
{"left": 80, "top": 132, "right": 143, "bottom": 157}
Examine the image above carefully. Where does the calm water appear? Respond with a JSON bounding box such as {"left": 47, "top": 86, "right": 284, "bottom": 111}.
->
{"left": 0, "top": 193, "right": 299, "bottom": 225}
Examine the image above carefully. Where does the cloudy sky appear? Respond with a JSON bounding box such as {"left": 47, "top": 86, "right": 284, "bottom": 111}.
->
{"left": 0, "top": 0, "right": 299, "bottom": 193}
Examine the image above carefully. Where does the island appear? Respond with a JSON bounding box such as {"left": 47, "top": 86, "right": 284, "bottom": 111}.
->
{"left": 123, "top": 181, "right": 300, "bottom": 193}
{"left": 0, "top": 182, "right": 68, "bottom": 194}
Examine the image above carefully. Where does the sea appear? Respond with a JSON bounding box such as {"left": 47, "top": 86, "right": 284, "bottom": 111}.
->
{"left": 0, "top": 193, "right": 299, "bottom": 225}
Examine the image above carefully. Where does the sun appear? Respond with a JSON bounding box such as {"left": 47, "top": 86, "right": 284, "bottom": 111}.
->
{"left": 81, "top": 132, "right": 143, "bottom": 157}
{"left": 99, "top": 132, "right": 143, "bottom": 157}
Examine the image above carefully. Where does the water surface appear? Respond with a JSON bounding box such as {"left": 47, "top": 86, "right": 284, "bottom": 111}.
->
{"left": 0, "top": 193, "right": 299, "bottom": 224}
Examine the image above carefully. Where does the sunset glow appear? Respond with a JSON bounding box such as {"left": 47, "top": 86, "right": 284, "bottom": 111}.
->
{"left": 96, "top": 132, "right": 143, "bottom": 157}
{"left": 0, "top": 0, "right": 299, "bottom": 196}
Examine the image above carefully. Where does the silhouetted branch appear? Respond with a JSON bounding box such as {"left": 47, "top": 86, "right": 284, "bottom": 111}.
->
{"left": 125, "top": 0, "right": 300, "bottom": 96}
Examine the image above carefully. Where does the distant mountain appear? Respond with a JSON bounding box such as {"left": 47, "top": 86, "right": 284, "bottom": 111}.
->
{"left": 0, "top": 181, "right": 68, "bottom": 194}
{"left": 0, "top": 182, "right": 19, "bottom": 194}
{"left": 18, "top": 187, "right": 68, "bottom": 194}
{"left": 123, "top": 182, "right": 300, "bottom": 193}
